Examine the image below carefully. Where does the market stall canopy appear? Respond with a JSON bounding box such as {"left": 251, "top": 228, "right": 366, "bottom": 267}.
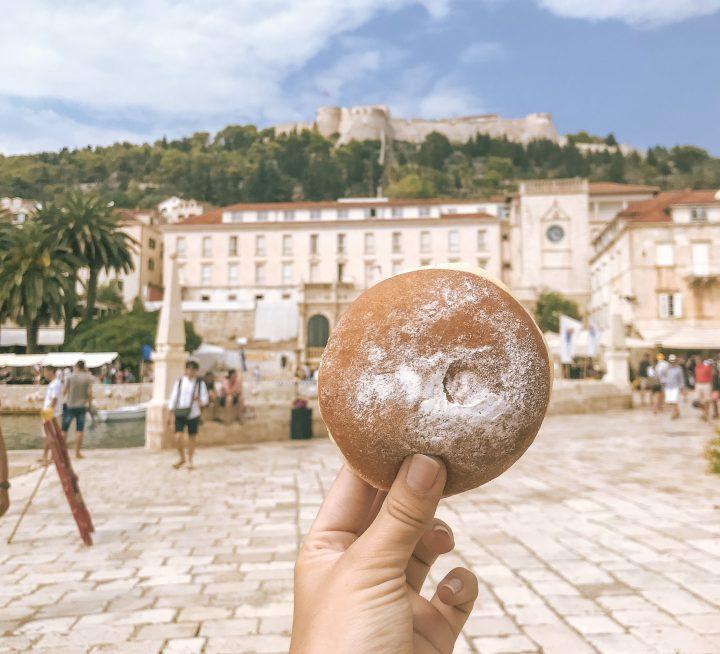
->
{"left": 544, "top": 330, "right": 652, "bottom": 356}
{"left": 640, "top": 328, "right": 720, "bottom": 350}
{"left": 253, "top": 300, "right": 298, "bottom": 343}
{"left": 0, "top": 352, "right": 118, "bottom": 368}
{"left": 0, "top": 328, "right": 64, "bottom": 347}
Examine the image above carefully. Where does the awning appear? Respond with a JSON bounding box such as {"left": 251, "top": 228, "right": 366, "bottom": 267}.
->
{"left": 544, "top": 330, "right": 652, "bottom": 356}
{"left": 640, "top": 328, "right": 720, "bottom": 350}
{"left": 0, "top": 328, "right": 64, "bottom": 347}
{"left": 0, "top": 352, "right": 118, "bottom": 368}
{"left": 253, "top": 300, "right": 298, "bottom": 343}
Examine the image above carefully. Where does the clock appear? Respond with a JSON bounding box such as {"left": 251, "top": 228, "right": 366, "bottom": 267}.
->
{"left": 546, "top": 225, "right": 565, "bottom": 243}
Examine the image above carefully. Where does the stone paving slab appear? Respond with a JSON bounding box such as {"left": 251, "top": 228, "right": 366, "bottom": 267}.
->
{"left": 1, "top": 410, "right": 719, "bottom": 653}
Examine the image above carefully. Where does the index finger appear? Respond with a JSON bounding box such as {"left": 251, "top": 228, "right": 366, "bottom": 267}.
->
{"left": 310, "top": 464, "right": 378, "bottom": 536}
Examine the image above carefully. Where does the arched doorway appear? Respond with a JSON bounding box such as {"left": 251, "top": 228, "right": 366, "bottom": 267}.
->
{"left": 307, "top": 314, "right": 330, "bottom": 349}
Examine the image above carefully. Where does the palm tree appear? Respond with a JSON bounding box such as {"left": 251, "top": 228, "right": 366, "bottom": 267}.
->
{"left": 0, "top": 221, "right": 77, "bottom": 353}
{"left": 44, "top": 192, "right": 137, "bottom": 325}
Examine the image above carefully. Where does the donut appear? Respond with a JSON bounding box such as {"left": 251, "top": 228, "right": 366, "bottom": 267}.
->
{"left": 318, "top": 264, "right": 552, "bottom": 497}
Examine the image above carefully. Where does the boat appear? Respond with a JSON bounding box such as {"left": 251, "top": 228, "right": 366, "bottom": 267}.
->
{"left": 95, "top": 403, "right": 147, "bottom": 423}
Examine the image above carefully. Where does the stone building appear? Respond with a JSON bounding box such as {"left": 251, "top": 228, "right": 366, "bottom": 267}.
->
{"left": 275, "top": 105, "right": 560, "bottom": 146}
{"left": 589, "top": 190, "right": 720, "bottom": 347}
{"left": 507, "top": 179, "right": 658, "bottom": 311}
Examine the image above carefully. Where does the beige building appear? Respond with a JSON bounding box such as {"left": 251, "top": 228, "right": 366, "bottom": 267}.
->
{"left": 161, "top": 197, "right": 506, "bottom": 361}
{"left": 98, "top": 210, "right": 164, "bottom": 307}
{"left": 589, "top": 190, "right": 720, "bottom": 347}
{"left": 508, "top": 179, "right": 658, "bottom": 310}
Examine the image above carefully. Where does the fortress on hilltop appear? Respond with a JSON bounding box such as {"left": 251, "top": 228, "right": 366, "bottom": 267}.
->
{"left": 274, "top": 105, "right": 560, "bottom": 145}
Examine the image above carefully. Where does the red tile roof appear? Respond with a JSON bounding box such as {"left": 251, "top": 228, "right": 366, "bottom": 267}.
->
{"left": 178, "top": 209, "right": 224, "bottom": 225}
{"left": 588, "top": 182, "right": 660, "bottom": 196}
{"left": 617, "top": 189, "right": 719, "bottom": 223}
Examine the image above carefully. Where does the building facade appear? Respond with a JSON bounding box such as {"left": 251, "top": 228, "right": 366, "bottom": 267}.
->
{"left": 508, "top": 179, "right": 658, "bottom": 311}
{"left": 589, "top": 190, "right": 720, "bottom": 347}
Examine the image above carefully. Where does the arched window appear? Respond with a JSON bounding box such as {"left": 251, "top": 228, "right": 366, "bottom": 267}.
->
{"left": 307, "top": 314, "right": 330, "bottom": 348}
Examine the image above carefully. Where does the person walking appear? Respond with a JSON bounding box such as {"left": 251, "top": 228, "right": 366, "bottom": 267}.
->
{"left": 61, "top": 360, "right": 94, "bottom": 459}
{"left": 694, "top": 356, "right": 714, "bottom": 421}
{"left": 169, "top": 361, "right": 209, "bottom": 470}
{"left": 711, "top": 356, "right": 720, "bottom": 420}
{"left": 39, "top": 366, "right": 62, "bottom": 464}
{"left": 654, "top": 353, "right": 669, "bottom": 413}
{"left": 664, "top": 354, "right": 684, "bottom": 420}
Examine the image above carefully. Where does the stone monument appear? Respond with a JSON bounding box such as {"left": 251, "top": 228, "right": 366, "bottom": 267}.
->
{"left": 145, "top": 254, "right": 187, "bottom": 451}
{"left": 604, "top": 314, "right": 630, "bottom": 388}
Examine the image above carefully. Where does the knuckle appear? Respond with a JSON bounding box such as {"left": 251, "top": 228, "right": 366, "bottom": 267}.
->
{"left": 385, "top": 493, "right": 427, "bottom": 532}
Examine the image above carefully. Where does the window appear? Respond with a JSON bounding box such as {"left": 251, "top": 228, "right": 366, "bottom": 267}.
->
{"left": 176, "top": 236, "right": 186, "bottom": 255}
{"left": 310, "top": 209, "right": 321, "bottom": 220}
{"left": 420, "top": 258, "right": 431, "bottom": 267}
{"left": 202, "top": 236, "right": 212, "bottom": 258}
{"left": 201, "top": 294, "right": 210, "bottom": 302}
{"left": 310, "top": 234, "right": 319, "bottom": 255}
{"left": 337, "top": 233, "right": 346, "bottom": 254}
{"left": 310, "top": 262, "right": 319, "bottom": 282}
{"left": 546, "top": 225, "right": 565, "bottom": 243}
{"left": 419, "top": 206, "right": 431, "bottom": 217}
{"left": 656, "top": 243, "right": 674, "bottom": 267}
{"left": 307, "top": 314, "right": 330, "bottom": 348}
{"left": 477, "top": 258, "right": 488, "bottom": 269}
{"left": 692, "top": 243, "right": 709, "bottom": 275}
{"left": 255, "top": 234, "right": 266, "bottom": 256}
{"left": 420, "top": 231, "right": 431, "bottom": 253}
{"left": 148, "top": 238, "right": 156, "bottom": 250}
{"left": 282, "top": 234, "right": 293, "bottom": 256}
{"left": 338, "top": 209, "right": 349, "bottom": 219}
{"left": 178, "top": 264, "right": 186, "bottom": 285}
{"left": 391, "top": 207, "right": 404, "bottom": 218}
{"left": 337, "top": 262, "right": 345, "bottom": 282}
{"left": 148, "top": 258, "right": 155, "bottom": 271}
{"left": 282, "top": 262, "right": 293, "bottom": 284}
{"left": 282, "top": 292, "right": 291, "bottom": 300}
{"left": 228, "top": 263, "right": 238, "bottom": 283}
{"left": 231, "top": 211, "right": 244, "bottom": 222}
{"left": 365, "top": 262, "right": 377, "bottom": 287}
{"left": 228, "top": 236, "right": 238, "bottom": 257}
{"left": 365, "top": 207, "right": 377, "bottom": 218}
{"left": 448, "top": 230, "right": 459, "bottom": 253}
{"left": 659, "top": 293, "right": 682, "bottom": 318}
{"left": 477, "top": 230, "right": 487, "bottom": 251}
{"left": 392, "top": 261, "right": 403, "bottom": 275}
{"left": 255, "top": 262, "right": 266, "bottom": 285}
{"left": 283, "top": 210, "right": 295, "bottom": 221}
{"left": 201, "top": 263, "right": 212, "bottom": 284}
{"left": 257, "top": 210, "right": 268, "bottom": 222}
{"left": 691, "top": 207, "right": 708, "bottom": 222}
{"left": 392, "top": 232, "right": 402, "bottom": 254}
{"left": 228, "top": 293, "right": 237, "bottom": 301}
{"left": 445, "top": 208, "right": 457, "bottom": 215}
{"left": 364, "top": 232, "right": 375, "bottom": 255}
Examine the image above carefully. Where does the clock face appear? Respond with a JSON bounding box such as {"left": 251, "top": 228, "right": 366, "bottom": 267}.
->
{"left": 546, "top": 225, "right": 565, "bottom": 243}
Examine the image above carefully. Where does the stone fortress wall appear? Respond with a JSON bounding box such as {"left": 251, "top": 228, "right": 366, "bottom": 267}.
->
{"left": 275, "top": 104, "right": 561, "bottom": 146}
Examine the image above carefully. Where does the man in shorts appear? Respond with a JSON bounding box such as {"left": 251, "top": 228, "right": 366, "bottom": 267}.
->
{"left": 664, "top": 355, "right": 684, "bottom": 420}
{"left": 694, "top": 356, "right": 714, "bottom": 421}
{"left": 40, "top": 366, "right": 62, "bottom": 464}
{"left": 61, "top": 360, "right": 94, "bottom": 459}
{"left": 169, "top": 360, "right": 209, "bottom": 470}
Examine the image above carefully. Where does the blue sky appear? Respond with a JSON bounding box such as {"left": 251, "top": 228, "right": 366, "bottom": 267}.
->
{"left": 1, "top": 0, "right": 719, "bottom": 155}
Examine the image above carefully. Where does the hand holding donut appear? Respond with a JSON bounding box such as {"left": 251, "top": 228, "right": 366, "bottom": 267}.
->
{"left": 291, "top": 455, "right": 478, "bottom": 653}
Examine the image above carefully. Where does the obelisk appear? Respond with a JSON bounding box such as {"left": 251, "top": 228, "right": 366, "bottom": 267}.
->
{"left": 604, "top": 313, "right": 630, "bottom": 388}
{"left": 145, "top": 253, "right": 187, "bottom": 451}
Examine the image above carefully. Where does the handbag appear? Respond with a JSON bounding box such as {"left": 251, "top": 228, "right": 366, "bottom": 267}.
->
{"left": 172, "top": 378, "right": 200, "bottom": 419}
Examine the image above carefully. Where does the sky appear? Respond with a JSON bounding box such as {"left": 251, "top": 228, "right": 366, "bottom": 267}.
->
{"left": 1, "top": 0, "right": 719, "bottom": 155}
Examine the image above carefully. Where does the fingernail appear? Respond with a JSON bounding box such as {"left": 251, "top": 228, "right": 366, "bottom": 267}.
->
{"left": 433, "top": 523, "right": 453, "bottom": 543}
{"left": 406, "top": 454, "right": 441, "bottom": 491}
{"left": 441, "top": 577, "right": 463, "bottom": 596}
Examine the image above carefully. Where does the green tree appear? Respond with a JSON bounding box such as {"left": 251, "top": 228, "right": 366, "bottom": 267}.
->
{"left": 385, "top": 173, "right": 437, "bottom": 199}
{"left": 94, "top": 280, "right": 126, "bottom": 315}
{"left": 0, "top": 222, "right": 77, "bottom": 352}
{"left": 418, "top": 132, "right": 453, "bottom": 169}
{"left": 534, "top": 290, "right": 581, "bottom": 333}
{"left": 43, "top": 193, "right": 137, "bottom": 326}
{"left": 67, "top": 305, "right": 201, "bottom": 374}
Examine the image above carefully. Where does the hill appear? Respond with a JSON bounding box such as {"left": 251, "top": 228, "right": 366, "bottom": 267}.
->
{"left": 1, "top": 125, "right": 718, "bottom": 208}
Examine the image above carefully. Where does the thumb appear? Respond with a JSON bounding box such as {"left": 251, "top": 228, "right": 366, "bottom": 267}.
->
{"left": 357, "top": 454, "right": 446, "bottom": 567}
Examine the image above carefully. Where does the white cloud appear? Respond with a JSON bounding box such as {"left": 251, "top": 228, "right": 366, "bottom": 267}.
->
{"left": 460, "top": 42, "right": 505, "bottom": 64}
{"left": 536, "top": 0, "right": 720, "bottom": 27}
{"left": 0, "top": 0, "right": 451, "bottom": 152}
{"left": 389, "top": 70, "right": 487, "bottom": 118}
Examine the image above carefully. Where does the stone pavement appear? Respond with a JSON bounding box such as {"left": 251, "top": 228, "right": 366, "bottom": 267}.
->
{"left": 1, "top": 409, "right": 719, "bottom": 653}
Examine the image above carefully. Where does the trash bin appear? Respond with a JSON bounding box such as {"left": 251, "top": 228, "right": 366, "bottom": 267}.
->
{"left": 290, "top": 406, "right": 313, "bottom": 440}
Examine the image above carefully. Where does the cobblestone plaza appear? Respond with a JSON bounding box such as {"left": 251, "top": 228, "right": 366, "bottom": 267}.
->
{"left": 1, "top": 410, "right": 719, "bottom": 653}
